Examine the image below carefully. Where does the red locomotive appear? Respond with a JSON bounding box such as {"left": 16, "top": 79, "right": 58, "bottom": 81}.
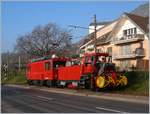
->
{"left": 26, "top": 53, "right": 127, "bottom": 90}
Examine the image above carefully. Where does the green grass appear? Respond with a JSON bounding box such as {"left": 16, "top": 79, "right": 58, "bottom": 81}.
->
{"left": 114, "top": 71, "right": 149, "bottom": 96}
{"left": 2, "top": 70, "right": 27, "bottom": 85}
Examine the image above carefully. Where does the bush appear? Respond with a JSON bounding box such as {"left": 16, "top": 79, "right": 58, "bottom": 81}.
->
{"left": 119, "top": 71, "right": 149, "bottom": 96}
{"left": 2, "top": 70, "right": 27, "bottom": 85}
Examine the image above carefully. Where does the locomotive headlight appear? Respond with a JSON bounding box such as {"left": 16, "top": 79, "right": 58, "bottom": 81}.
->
{"left": 45, "top": 77, "right": 48, "bottom": 79}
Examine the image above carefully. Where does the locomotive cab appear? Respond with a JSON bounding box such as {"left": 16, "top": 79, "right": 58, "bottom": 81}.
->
{"left": 26, "top": 57, "right": 68, "bottom": 87}
{"left": 82, "top": 53, "right": 114, "bottom": 75}
{"left": 80, "top": 53, "right": 127, "bottom": 90}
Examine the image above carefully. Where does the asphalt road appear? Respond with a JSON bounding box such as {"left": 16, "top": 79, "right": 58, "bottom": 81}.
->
{"left": 2, "top": 85, "right": 149, "bottom": 113}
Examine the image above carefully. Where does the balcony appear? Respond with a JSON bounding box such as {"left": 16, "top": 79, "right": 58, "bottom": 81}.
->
{"left": 113, "top": 34, "right": 144, "bottom": 45}
{"left": 113, "top": 48, "right": 145, "bottom": 60}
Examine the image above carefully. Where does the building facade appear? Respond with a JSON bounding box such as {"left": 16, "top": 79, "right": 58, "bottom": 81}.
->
{"left": 111, "top": 13, "right": 149, "bottom": 70}
{"left": 79, "top": 13, "right": 149, "bottom": 70}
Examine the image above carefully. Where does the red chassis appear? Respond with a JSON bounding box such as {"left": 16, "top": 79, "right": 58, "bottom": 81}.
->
{"left": 26, "top": 53, "right": 127, "bottom": 89}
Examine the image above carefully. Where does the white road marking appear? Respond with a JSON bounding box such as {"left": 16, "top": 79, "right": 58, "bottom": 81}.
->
{"left": 54, "top": 101, "right": 97, "bottom": 112}
{"left": 36, "top": 95, "right": 53, "bottom": 100}
{"left": 36, "top": 95, "right": 97, "bottom": 112}
{"left": 96, "top": 106, "right": 127, "bottom": 113}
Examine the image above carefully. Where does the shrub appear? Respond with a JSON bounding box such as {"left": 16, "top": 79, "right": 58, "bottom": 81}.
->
{"left": 2, "top": 70, "right": 27, "bottom": 85}
{"left": 122, "top": 71, "right": 149, "bottom": 95}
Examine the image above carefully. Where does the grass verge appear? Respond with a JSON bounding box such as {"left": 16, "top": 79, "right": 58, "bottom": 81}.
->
{"left": 111, "top": 71, "right": 149, "bottom": 96}
{"left": 2, "top": 70, "right": 149, "bottom": 96}
{"left": 125, "top": 71, "right": 149, "bottom": 96}
{"left": 2, "top": 70, "right": 27, "bottom": 85}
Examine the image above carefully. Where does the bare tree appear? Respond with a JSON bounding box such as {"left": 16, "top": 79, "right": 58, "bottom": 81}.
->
{"left": 15, "top": 23, "right": 72, "bottom": 57}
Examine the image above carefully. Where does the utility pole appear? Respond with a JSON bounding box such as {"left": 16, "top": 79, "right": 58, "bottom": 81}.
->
{"left": 7, "top": 51, "right": 9, "bottom": 75}
{"left": 94, "top": 14, "right": 97, "bottom": 53}
{"left": 69, "top": 15, "right": 97, "bottom": 53}
{"left": 69, "top": 15, "right": 98, "bottom": 90}
{"left": 90, "top": 14, "right": 97, "bottom": 90}
{"left": 19, "top": 56, "right": 21, "bottom": 71}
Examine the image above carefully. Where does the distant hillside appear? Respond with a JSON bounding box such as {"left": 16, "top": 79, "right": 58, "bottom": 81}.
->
{"left": 131, "top": 3, "right": 149, "bottom": 17}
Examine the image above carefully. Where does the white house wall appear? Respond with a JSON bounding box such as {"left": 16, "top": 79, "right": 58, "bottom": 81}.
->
{"left": 143, "top": 39, "right": 149, "bottom": 60}
{"left": 97, "top": 21, "right": 117, "bottom": 38}
{"left": 89, "top": 25, "right": 104, "bottom": 34}
{"left": 80, "top": 21, "right": 117, "bottom": 53}
{"left": 115, "top": 19, "right": 144, "bottom": 39}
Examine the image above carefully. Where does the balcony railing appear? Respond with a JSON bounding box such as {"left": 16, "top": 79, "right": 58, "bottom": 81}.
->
{"left": 113, "top": 48, "right": 145, "bottom": 59}
{"left": 113, "top": 34, "right": 144, "bottom": 45}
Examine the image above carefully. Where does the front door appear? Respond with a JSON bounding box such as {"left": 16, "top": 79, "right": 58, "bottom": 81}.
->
{"left": 44, "top": 61, "right": 53, "bottom": 80}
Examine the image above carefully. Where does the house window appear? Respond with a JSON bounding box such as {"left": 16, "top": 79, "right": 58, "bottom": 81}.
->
{"left": 131, "top": 29, "right": 133, "bottom": 34}
{"left": 80, "top": 49, "right": 85, "bottom": 54}
{"left": 133, "top": 28, "right": 137, "bottom": 34}
{"left": 45, "top": 62, "right": 50, "bottom": 70}
{"left": 123, "top": 27, "right": 137, "bottom": 37}
{"left": 107, "top": 47, "right": 112, "bottom": 55}
{"left": 121, "top": 45, "right": 131, "bottom": 55}
{"left": 123, "top": 30, "right": 127, "bottom": 36}
{"left": 97, "top": 49, "right": 101, "bottom": 53}
{"left": 128, "top": 29, "right": 131, "bottom": 35}
{"left": 120, "top": 60, "right": 131, "bottom": 70}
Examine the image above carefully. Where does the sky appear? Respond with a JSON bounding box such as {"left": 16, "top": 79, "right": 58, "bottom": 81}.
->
{"left": 1, "top": 1, "right": 147, "bottom": 53}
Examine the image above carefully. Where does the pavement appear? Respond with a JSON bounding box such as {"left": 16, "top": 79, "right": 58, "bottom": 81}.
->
{"left": 1, "top": 84, "right": 149, "bottom": 113}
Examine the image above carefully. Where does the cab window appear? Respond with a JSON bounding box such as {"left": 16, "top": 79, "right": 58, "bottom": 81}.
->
{"left": 85, "top": 57, "right": 91, "bottom": 63}
{"left": 45, "top": 62, "right": 51, "bottom": 70}
{"left": 53, "top": 61, "right": 66, "bottom": 68}
{"left": 85, "top": 56, "right": 95, "bottom": 65}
